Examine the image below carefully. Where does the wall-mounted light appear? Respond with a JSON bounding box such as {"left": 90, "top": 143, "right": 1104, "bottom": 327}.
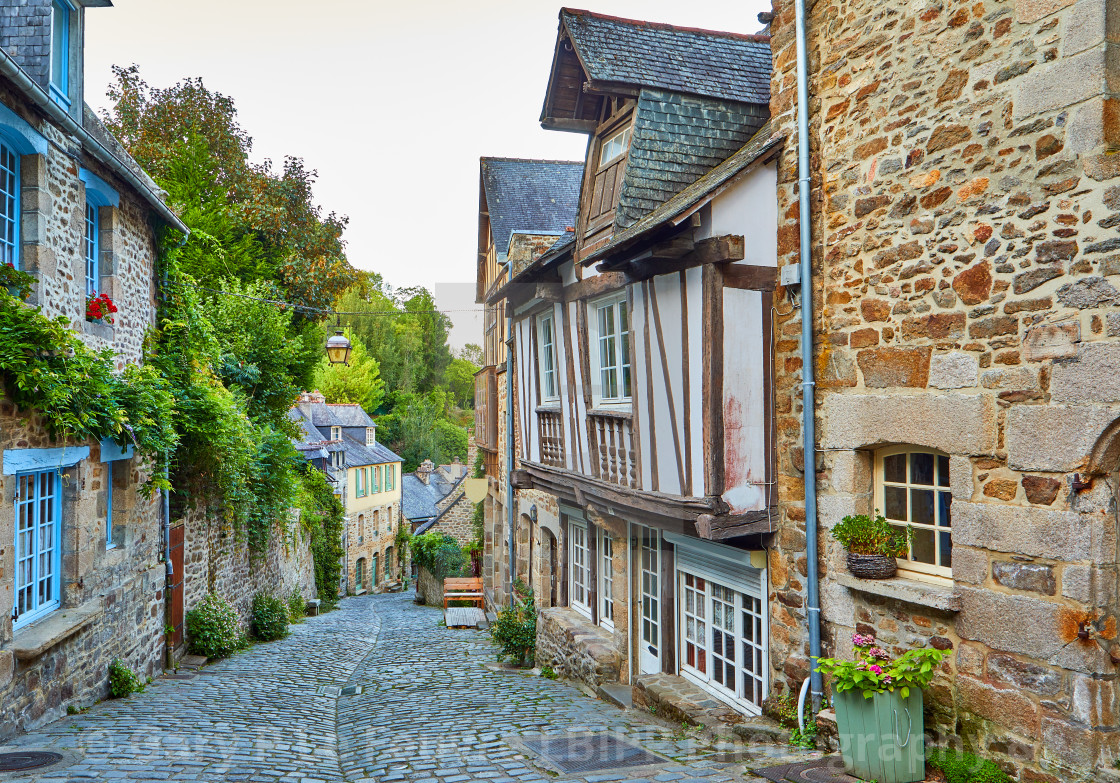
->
{"left": 529, "top": 504, "right": 538, "bottom": 524}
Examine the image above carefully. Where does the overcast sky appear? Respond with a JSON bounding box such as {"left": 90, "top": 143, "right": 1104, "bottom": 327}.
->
{"left": 84, "top": 0, "right": 769, "bottom": 349}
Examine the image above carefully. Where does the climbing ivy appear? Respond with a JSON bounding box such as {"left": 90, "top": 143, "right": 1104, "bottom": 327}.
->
{"left": 296, "top": 466, "right": 344, "bottom": 608}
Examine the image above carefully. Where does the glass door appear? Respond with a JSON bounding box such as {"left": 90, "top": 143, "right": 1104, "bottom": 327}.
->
{"left": 638, "top": 526, "right": 660, "bottom": 674}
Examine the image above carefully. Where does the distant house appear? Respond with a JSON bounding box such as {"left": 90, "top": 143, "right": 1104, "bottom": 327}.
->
{"left": 402, "top": 460, "right": 475, "bottom": 546}
{"left": 290, "top": 392, "right": 403, "bottom": 594}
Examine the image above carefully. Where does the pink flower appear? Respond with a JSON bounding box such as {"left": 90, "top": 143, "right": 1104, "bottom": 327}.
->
{"left": 869, "top": 647, "right": 891, "bottom": 661}
{"left": 869, "top": 664, "right": 883, "bottom": 675}
{"left": 852, "top": 633, "right": 875, "bottom": 648}
{"left": 883, "top": 675, "right": 893, "bottom": 684}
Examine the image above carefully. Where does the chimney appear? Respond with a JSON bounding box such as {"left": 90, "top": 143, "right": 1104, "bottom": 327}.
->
{"left": 416, "top": 459, "right": 434, "bottom": 485}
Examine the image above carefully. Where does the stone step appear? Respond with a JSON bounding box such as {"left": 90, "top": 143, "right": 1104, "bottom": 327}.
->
{"left": 596, "top": 682, "right": 633, "bottom": 709}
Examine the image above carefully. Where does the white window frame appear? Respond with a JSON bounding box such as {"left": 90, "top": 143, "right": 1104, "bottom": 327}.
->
{"left": 589, "top": 293, "right": 632, "bottom": 407}
{"left": 14, "top": 469, "right": 62, "bottom": 630}
{"left": 568, "top": 519, "right": 592, "bottom": 619}
{"left": 874, "top": 446, "right": 952, "bottom": 582}
{"left": 599, "top": 125, "right": 631, "bottom": 167}
{"left": 331, "top": 426, "right": 341, "bottom": 441}
{"left": 597, "top": 528, "right": 614, "bottom": 630}
{"left": 366, "top": 427, "right": 374, "bottom": 446}
{"left": 537, "top": 311, "right": 559, "bottom": 402}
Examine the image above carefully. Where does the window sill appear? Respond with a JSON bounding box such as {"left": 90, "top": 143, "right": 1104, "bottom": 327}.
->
{"left": 11, "top": 597, "right": 105, "bottom": 662}
{"left": 82, "top": 318, "right": 114, "bottom": 341}
{"left": 588, "top": 407, "right": 632, "bottom": 420}
{"left": 832, "top": 571, "right": 961, "bottom": 613}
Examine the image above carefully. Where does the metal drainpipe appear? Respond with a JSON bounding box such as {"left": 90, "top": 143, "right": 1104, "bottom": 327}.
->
{"left": 163, "top": 465, "right": 172, "bottom": 578}
{"left": 795, "top": 0, "right": 824, "bottom": 711}
{"left": 505, "top": 266, "right": 516, "bottom": 609}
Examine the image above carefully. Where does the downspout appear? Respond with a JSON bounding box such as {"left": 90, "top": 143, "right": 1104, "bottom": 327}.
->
{"left": 505, "top": 263, "right": 517, "bottom": 609}
{"left": 794, "top": 0, "right": 824, "bottom": 711}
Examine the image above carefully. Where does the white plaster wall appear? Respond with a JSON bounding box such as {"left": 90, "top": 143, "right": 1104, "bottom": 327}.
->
{"left": 709, "top": 162, "right": 778, "bottom": 268}
{"left": 722, "top": 287, "right": 768, "bottom": 512}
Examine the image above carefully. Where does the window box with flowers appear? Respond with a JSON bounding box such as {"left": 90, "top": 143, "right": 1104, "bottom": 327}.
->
{"left": 86, "top": 293, "right": 117, "bottom": 325}
{"left": 1, "top": 262, "right": 33, "bottom": 301}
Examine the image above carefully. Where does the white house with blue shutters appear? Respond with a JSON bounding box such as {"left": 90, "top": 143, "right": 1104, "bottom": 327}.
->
{"left": 0, "top": 0, "right": 190, "bottom": 740}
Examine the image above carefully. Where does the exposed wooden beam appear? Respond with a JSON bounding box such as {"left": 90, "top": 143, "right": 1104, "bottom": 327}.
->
{"left": 541, "top": 118, "right": 598, "bottom": 133}
{"left": 510, "top": 470, "right": 534, "bottom": 489}
{"left": 563, "top": 270, "right": 630, "bottom": 302}
{"left": 723, "top": 263, "right": 779, "bottom": 292}
{"left": 533, "top": 282, "right": 563, "bottom": 302}
{"left": 601, "top": 235, "right": 746, "bottom": 281}
{"left": 695, "top": 509, "right": 775, "bottom": 540}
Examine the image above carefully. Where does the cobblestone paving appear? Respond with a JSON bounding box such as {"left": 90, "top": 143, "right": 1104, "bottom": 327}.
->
{"left": 0, "top": 593, "right": 819, "bottom": 782}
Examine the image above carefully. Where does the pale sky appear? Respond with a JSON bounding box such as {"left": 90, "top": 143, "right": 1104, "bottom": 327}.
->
{"left": 84, "top": 0, "right": 769, "bottom": 349}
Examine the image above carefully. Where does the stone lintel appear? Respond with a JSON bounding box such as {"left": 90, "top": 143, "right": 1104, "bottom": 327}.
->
{"left": 832, "top": 571, "right": 962, "bottom": 612}
{"left": 820, "top": 392, "right": 997, "bottom": 455}
{"left": 11, "top": 597, "right": 104, "bottom": 661}
{"left": 952, "top": 500, "right": 1098, "bottom": 561}
{"left": 1006, "top": 403, "right": 1117, "bottom": 472}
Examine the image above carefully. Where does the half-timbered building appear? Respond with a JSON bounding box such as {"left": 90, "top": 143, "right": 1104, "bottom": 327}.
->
{"left": 480, "top": 8, "right": 782, "bottom": 718}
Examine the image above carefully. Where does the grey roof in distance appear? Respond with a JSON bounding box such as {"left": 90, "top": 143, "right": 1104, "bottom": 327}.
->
{"left": 561, "top": 8, "right": 771, "bottom": 106}
{"left": 480, "top": 158, "right": 583, "bottom": 254}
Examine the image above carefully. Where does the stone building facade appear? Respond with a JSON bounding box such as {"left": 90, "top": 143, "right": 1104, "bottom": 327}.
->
{"left": 767, "top": 0, "right": 1120, "bottom": 778}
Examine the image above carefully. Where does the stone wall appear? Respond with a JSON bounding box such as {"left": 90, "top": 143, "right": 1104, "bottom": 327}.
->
{"left": 426, "top": 488, "right": 476, "bottom": 548}
{"left": 417, "top": 565, "right": 443, "bottom": 608}
{"left": 0, "top": 407, "right": 166, "bottom": 740}
{"left": 345, "top": 501, "right": 399, "bottom": 593}
{"left": 180, "top": 507, "right": 317, "bottom": 634}
{"left": 767, "top": 0, "right": 1120, "bottom": 777}
{"left": 536, "top": 607, "right": 621, "bottom": 687}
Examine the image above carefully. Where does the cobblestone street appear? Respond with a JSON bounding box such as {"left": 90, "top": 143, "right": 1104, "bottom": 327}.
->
{"left": 0, "top": 593, "right": 816, "bottom": 782}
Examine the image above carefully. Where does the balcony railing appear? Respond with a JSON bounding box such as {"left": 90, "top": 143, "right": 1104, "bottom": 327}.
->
{"left": 537, "top": 407, "right": 565, "bottom": 468}
{"left": 588, "top": 410, "right": 637, "bottom": 489}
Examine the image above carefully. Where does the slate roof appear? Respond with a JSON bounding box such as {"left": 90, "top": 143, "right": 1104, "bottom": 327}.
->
{"left": 288, "top": 402, "right": 400, "bottom": 467}
{"left": 480, "top": 158, "right": 583, "bottom": 255}
{"left": 594, "top": 123, "right": 783, "bottom": 264}
{"left": 341, "top": 432, "right": 402, "bottom": 469}
{"left": 561, "top": 8, "right": 771, "bottom": 105}
{"left": 401, "top": 473, "right": 462, "bottom": 523}
{"left": 616, "top": 89, "right": 769, "bottom": 230}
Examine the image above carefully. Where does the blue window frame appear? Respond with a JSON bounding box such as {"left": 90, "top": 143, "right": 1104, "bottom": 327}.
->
{"left": 85, "top": 203, "right": 98, "bottom": 297}
{"left": 0, "top": 141, "right": 18, "bottom": 269}
{"left": 14, "top": 469, "right": 62, "bottom": 629}
{"left": 49, "top": 0, "right": 71, "bottom": 108}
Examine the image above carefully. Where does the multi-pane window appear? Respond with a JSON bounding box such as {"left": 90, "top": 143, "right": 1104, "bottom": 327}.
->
{"left": 85, "top": 203, "right": 99, "bottom": 297}
{"left": 538, "top": 313, "right": 558, "bottom": 401}
{"left": 569, "top": 521, "right": 591, "bottom": 618}
{"left": 682, "top": 573, "right": 707, "bottom": 672}
{"left": 640, "top": 528, "right": 660, "bottom": 657}
{"left": 373, "top": 466, "right": 382, "bottom": 493}
{"left": 0, "top": 141, "right": 18, "bottom": 268}
{"left": 331, "top": 426, "right": 341, "bottom": 441}
{"left": 14, "top": 469, "right": 61, "bottom": 629}
{"left": 741, "top": 592, "right": 765, "bottom": 706}
{"left": 599, "top": 126, "right": 631, "bottom": 166}
{"left": 598, "top": 529, "right": 614, "bottom": 628}
{"left": 594, "top": 296, "right": 631, "bottom": 403}
{"left": 877, "top": 449, "right": 952, "bottom": 578}
{"left": 366, "top": 427, "right": 374, "bottom": 446}
{"left": 385, "top": 465, "right": 394, "bottom": 491}
{"left": 50, "top": 0, "right": 71, "bottom": 107}
{"left": 355, "top": 468, "right": 365, "bottom": 497}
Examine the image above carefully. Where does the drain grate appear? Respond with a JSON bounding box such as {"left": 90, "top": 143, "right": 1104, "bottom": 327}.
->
{"left": 522, "top": 733, "right": 664, "bottom": 774}
{"left": 756, "top": 758, "right": 863, "bottom": 783}
{"left": 0, "top": 751, "right": 64, "bottom": 772}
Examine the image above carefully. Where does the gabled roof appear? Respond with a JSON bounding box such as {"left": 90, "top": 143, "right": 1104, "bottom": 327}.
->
{"left": 542, "top": 8, "right": 770, "bottom": 130}
{"left": 592, "top": 123, "right": 783, "bottom": 265}
{"left": 401, "top": 472, "right": 462, "bottom": 522}
{"left": 480, "top": 157, "right": 583, "bottom": 257}
{"left": 288, "top": 400, "right": 399, "bottom": 467}
{"left": 341, "top": 433, "right": 402, "bottom": 468}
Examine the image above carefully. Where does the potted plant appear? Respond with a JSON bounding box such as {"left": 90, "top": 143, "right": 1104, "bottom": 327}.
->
{"left": 0, "top": 262, "right": 33, "bottom": 300}
{"left": 818, "top": 633, "right": 947, "bottom": 783}
{"left": 86, "top": 292, "right": 118, "bottom": 324}
{"left": 830, "top": 511, "right": 910, "bottom": 579}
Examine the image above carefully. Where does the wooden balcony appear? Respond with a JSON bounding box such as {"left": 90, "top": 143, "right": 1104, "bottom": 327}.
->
{"left": 588, "top": 410, "right": 638, "bottom": 489}
{"left": 536, "top": 407, "right": 565, "bottom": 468}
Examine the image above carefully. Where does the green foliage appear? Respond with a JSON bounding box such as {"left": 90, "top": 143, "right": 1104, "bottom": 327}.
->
{"left": 108, "top": 659, "right": 143, "bottom": 698}
{"left": 0, "top": 289, "right": 177, "bottom": 488}
{"left": 472, "top": 449, "right": 485, "bottom": 479}
{"left": 394, "top": 526, "right": 413, "bottom": 568}
{"left": 377, "top": 389, "right": 468, "bottom": 471}
{"left": 185, "top": 593, "right": 243, "bottom": 659}
{"left": 411, "top": 532, "right": 465, "bottom": 579}
{"left": 446, "top": 357, "right": 478, "bottom": 408}
{"left": 250, "top": 593, "right": 290, "bottom": 641}
{"left": 459, "top": 343, "right": 483, "bottom": 366}
{"left": 540, "top": 666, "right": 558, "bottom": 680}
{"left": 103, "top": 66, "right": 356, "bottom": 312}
{"left": 311, "top": 330, "right": 385, "bottom": 412}
{"left": 817, "top": 632, "right": 947, "bottom": 699}
{"left": 829, "top": 512, "right": 909, "bottom": 557}
{"left": 490, "top": 591, "right": 537, "bottom": 666}
{"left": 926, "top": 749, "right": 1011, "bottom": 783}
{"left": 0, "top": 263, "right": 34, "bottom": 300}
{"left": 296, "top": 467, "right": 345, "bottom": 607}
{"left": 287, "top": 590, "right": 306, "bottom": 624}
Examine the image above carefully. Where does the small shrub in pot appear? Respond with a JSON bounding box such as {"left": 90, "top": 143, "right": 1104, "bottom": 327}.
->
{"left": 830, "top": 512, "right": 910, "bottom": 579}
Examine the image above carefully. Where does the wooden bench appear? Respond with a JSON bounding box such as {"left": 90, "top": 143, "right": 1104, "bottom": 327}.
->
{"left": 443, "top": 577, "right": 484, "bottom": 609}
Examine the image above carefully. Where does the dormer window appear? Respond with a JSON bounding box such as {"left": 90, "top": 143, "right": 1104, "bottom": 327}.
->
{"left": 599, "top": 126, "right": 630, "bottom": 167}
{"left": 49, "top": 1, "right": 73, "bottom": 108}
{"left": 366, "top": 427, "right": 374, "bottom": 446}
{"left": 331, "top": 426, "right": 341, "bottom": 441}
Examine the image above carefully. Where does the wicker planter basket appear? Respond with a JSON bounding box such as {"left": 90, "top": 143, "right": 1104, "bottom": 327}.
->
{"left": 846, "top": 552, "right": 897, "bottom": 580}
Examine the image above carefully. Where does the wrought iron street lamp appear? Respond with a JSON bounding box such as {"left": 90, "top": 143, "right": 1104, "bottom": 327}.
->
{"left": 325, "top": 317, "right": 352, "bottom": 366}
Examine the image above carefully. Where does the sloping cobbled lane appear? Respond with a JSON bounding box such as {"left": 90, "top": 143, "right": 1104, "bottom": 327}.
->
{"left": 1, "top": 593, "right": 813, "bottom": 782}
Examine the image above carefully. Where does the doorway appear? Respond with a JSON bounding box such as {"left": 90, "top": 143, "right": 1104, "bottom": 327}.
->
{"left": 638, "top": 525, "right": 660, "bottom": 674}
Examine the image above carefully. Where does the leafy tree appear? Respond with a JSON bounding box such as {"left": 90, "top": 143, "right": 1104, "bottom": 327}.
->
{"left": 311, "top": 331, "right": 385, "bottom": 413}
{"left": 446, "top": 357, "right": 478, "bottom": 408}
{"left": 459, "top": 343, "right": 483, "bottom": 366}
{"left": 376, "top": 390, "right": 468, "bottom": 471}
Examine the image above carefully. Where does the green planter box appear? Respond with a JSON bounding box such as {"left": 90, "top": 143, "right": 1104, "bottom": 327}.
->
{"left": 834, "top": 687, "right": 926, "bottom": 783}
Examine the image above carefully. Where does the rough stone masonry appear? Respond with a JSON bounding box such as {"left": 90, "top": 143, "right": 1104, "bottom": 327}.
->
{"left": 767, "top": 0, "right": 1120, "bottom": 779}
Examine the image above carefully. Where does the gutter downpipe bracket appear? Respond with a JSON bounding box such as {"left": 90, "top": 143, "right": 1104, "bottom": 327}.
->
{"left": 794, "top": 0, "right": 824, "bottom": 712}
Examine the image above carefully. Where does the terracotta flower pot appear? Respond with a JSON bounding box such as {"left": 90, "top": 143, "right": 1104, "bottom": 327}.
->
{"left": 846, "top": 552, "right": 897, "bottom": 579}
